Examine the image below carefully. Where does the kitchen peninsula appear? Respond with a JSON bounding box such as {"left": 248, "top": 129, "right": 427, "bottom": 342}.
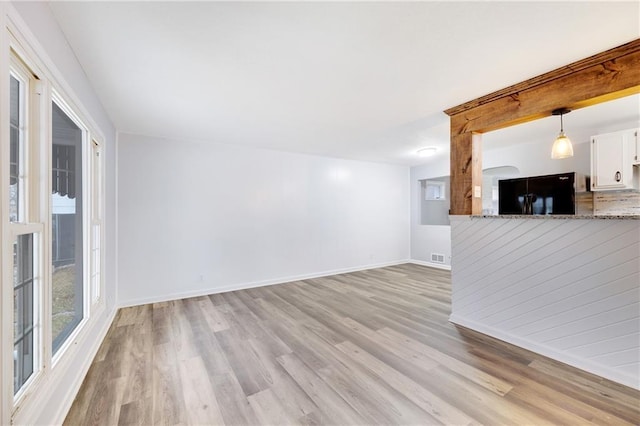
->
{"left": 449, "top": 214, "right": 639, "bottom": 389}
{"left": 444, "top": 39, "right": 640, "bottom": 390}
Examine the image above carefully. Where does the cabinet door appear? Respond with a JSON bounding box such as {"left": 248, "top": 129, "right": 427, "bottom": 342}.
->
{"left": 591, "top": 131, "right": 630, "bottom": 190}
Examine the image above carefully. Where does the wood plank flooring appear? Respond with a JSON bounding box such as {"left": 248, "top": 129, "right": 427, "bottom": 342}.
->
{"left": 64, "top": 264, "right": 640, "bottom": 425}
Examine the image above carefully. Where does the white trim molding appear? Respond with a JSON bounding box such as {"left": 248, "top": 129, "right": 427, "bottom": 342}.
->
{"left": 119, "top": 259, "right": 410, "bottom": 308}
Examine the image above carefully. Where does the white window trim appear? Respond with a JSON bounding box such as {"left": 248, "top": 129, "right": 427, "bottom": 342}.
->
{"left": 7, "top": 49, "right": 46, "bottom": 408}
{"left": 2, "top": 5, "right": 109, "bottom": 424}
{"left": 49, "top": 92, "right": 91, "bottom": 365}
{"left": 8, "top": 224, "right": 44, "bottom": 405}
{"left": 8, "top": 68, "right": 27, "bottom": 222}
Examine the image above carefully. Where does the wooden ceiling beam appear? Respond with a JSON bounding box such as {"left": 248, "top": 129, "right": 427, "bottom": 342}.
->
{"left": 445, "top": 38, "right": 640, "bottom": 215}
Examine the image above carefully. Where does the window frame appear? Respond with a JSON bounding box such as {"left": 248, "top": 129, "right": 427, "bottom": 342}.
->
{"left": 2, "top": 26, "right": 107, "bottom": 419}
{"left": 9, "top": 228, "right": 43, "bottom": 402}
{"left": 9, "top": 69, "right": 26, "bottom": 223}
{"left": 6, "top": 51, "right": 45, "bottom": 405}
{"left": 50, "top": 91, "right": 91, "bottom": 364}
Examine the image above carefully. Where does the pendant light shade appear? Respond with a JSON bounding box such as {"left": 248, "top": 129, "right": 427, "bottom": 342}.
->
{"left": 551, "top": 132, "right": 574, "bottom": 159}
{"left": 551, "top": 108, "right": 574, "bottom": 159}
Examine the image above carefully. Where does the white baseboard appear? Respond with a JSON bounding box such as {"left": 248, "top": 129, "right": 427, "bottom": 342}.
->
{"left": 409, "top": 259, "right": 451, "bottom": 271}
{"left": 118, "top": 259, "right": 411, "bottom": 308}
{"left": 449, "top": 313, "right": 639, "bottom": 391}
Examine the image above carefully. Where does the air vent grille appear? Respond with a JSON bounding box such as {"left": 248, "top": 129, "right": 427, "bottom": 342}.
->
{"left": 431, "top": 253, "right": 445, "bottom": 264}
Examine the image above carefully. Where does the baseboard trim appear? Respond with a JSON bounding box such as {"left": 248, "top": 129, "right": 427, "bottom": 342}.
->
{"left": 409, "top": 259, "right": 451, "bottom": 271}
{"left": 449, "top": 313, "right": 639, "bottom": 391}
{"left": 118, "top": 259, "right": 410, "bottom": 308}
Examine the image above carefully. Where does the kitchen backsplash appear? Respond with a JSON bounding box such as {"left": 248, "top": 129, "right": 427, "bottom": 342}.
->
{"left": 593, "top": 192, "right": 640, "bottom": 216}
{"left": 576, "top": 192, "right": 595, "bottom": 215}
{"left": 577, "top": 191, "right": 640, "bottom": 216}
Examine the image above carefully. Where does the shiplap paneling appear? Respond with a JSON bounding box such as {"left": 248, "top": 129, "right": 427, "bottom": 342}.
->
{"left": 450, "top": 216, "right": 640, "bottom": 389}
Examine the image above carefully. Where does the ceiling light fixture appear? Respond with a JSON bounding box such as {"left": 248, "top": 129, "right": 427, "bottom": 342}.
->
{"left": 417, "top": 147, "right": 437, "bottom": 157}
{"left": 551, "top": 108, "right": 574, "bottom": 159}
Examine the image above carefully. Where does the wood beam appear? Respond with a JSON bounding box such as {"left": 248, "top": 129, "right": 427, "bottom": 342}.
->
{"left": 445, "top": 38, "right": 640, "bottom": 215}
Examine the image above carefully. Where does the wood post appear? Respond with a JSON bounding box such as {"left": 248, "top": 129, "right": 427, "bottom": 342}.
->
{"left": 450, "top": 132, "right": 482, "bottom": 215}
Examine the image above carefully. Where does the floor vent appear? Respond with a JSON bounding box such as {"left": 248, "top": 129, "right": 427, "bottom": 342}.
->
{"left": 431, "top": 253, "right": 445, "bottom": 264}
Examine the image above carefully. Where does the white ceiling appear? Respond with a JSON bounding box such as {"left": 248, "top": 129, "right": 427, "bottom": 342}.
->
{"left": 49, "top": 1, "right": 640, "bottom": 166}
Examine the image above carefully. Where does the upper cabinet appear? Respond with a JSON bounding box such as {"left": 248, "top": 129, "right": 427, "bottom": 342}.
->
{"left": 591, "top": 128, "right": 639, "bottom": 191}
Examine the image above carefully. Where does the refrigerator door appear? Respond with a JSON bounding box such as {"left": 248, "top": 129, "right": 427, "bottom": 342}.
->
{"left": 527, "top": 173, "right": 575, "bottom": 215}
{"left": 498, "top": 178, "right": 528, "bottom": 214}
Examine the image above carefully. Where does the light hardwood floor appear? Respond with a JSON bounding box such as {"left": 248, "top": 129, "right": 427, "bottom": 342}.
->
{"left": 64, "top": 264, "right": 640, "bottom": 425}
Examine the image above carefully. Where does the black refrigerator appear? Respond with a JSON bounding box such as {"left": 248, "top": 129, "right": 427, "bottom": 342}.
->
{"left": 498, "top": 172, "right": 577, "bottom": 215}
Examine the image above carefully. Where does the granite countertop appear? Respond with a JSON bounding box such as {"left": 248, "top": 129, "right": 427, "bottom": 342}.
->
{"left": 471, "top": 214, "right": 640, "bottom": 220}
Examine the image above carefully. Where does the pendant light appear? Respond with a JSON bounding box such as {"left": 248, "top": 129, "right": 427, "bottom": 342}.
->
{"left": 551, "top": 108, "right": 574, "bottom": 159}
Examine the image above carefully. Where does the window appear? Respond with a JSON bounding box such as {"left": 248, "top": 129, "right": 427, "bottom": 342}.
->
{"left": 13, "top": 234, "right": 36, "bottom": 394}
{"left": 420, "top": 177, "right": 451, "bottom": 226}
{"left": 3, "top": 25, "right": 106, "bottom": 422}
{"left": 5, "top": 50, "right": 105, "bottom": 410}
{"left": 425, "top": 180, "right": 446, "bottom": 200}
{"left": 8, "top": 57, "right": 42, "bottom": 399}
{"left": 9, "top": 74, "right": 25, "bottom": 223}
{"left": 51, "top": 100, "right": 86, "bottom": 355}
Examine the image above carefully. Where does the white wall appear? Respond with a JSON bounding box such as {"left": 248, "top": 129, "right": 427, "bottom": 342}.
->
{"left": 117, "top": 133, "right": 410, "bottom": 306}
{"left": 6, "top": 2, "right": 117, "bottom": 425}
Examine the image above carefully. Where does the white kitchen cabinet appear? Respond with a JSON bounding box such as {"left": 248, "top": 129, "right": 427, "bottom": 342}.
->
{"left": 591, "top": 128, "right": 639, "bottom": 191}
